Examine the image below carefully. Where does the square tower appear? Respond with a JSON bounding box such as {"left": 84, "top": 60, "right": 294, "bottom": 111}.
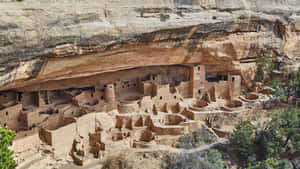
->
{"left": 190, "top": 65, "right": 206, "bottom": 98}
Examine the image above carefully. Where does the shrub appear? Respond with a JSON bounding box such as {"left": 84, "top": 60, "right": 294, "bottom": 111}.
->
{"left": 247, "top": 157, "right": 276, "bottom": 169}
{"left": 102, "top": 151, "right": 132, "bottom": 169}
{"left": 204, "top": 149, "right": 228, "bottom": 169}
{"left": 163, "top": 149, "right": 228, "bottom": 169}
{"left": 229, "top": 121, "right": 255, "bottom": 160}
{"left": 176, "top": 127, "right": 218, "bottom": 149}
{"left": 160, "top": 13, "right": 170, "bottom": 22}
{"left": 271, "top": 78, "right": 288, "bottom": 102}
{"left": 255, "top": 55, "right": 274, "bottom": 83}
{"left": 0, "top": 126, "right": 17, "bottom": 169}
{"left": 267, "top": 107, "right": 300, "bottom": 156}
{"left": 230, "top": 107, "right": 300, "bottom": 168}
{"left": 247, "top": 158, "right": 293, "bottom": 169}
{"left": 290, "top": 71, "right": 300, "bottom": 98}
{"left": 276, "top": 160, "right": 294, "bottom": 169}
{"left": 250, "top": 107, "right": 299, "bottom": 160}
{"left": 295, "top": 71, "right": 300, "bottom": 98}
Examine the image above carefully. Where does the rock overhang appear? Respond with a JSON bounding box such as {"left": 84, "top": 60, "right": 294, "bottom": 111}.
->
{"left": 0, "top": 0, "right": 299, "bottom": 91}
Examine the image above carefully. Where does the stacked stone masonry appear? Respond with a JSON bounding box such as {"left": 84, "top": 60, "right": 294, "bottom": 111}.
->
{"left": 0, "top": 64, "right": 264, "bottom": 165}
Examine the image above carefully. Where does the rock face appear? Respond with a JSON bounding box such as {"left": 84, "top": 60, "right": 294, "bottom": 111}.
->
{"left": 0, "top": 0, "right": 299, "bottom": 91}
{"left": 3, "top": 1, "right": 300, "bottom": 167}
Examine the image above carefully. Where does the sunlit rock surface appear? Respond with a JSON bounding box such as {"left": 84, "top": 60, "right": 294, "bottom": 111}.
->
{"left": 0, "top": 0, "right": 299, "bottom": 91}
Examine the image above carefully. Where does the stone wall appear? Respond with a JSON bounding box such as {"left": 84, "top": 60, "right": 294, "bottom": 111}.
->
{"left": 0, "top": 104, "right": 22, "bottom": 130}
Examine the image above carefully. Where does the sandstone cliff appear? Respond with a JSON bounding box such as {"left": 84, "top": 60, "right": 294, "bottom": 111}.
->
{"left": 0, "top": 0, "right": 299, "bottom": 91}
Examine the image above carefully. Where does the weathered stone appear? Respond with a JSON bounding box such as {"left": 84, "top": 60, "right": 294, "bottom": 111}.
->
{"left": 0, "top": 0, "right": 299, "bottom": 91}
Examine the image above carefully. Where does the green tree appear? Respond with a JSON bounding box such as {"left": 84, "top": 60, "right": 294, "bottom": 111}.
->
{"left": 255, "top": 56, "right": 274, "bottom": 83}
{"left": 250, "top": 107, "right": 300, "bottom": 160}
{"left": 0, "top": 126, "right": 17, "bottom": 169}
{"left": 230, "top": 107, "right": 300, "bottom": 169}
{"left": 290, "top": 71, "right": 300, "bottom": 98}
{"left": 247, "top": 158, "right": 293, "bottom": 169}
{"left": 266, "top": 107, "right": 300, "bottom": 156}
{"left": 271, "top": 78, "right": 288, "bottom": 102}
{"left": 247, "top": 157, "right": 276, "bottom": 169}
{"left": 276, "top": 160, "right": 294, "bottom": 169}
{"left": 204, "top": 149, "right": 228, "bottom": 169}
{"left": 229, "top": 121, "right": 255, "bottom": 161}
{"left": 295, "top": 71, "right": 300, "bottom": 98}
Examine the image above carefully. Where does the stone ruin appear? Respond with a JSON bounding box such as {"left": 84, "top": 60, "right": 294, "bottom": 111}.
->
{"left": 0, "top": 64, "right": 266, "bottom": 165}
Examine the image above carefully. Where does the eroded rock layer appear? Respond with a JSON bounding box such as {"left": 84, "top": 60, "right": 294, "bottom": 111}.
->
{"left": 0, "top": 0, "right": 299, "bottom": 91}
{"left": 1, "top": 0, "right": 300, "bottom": 167}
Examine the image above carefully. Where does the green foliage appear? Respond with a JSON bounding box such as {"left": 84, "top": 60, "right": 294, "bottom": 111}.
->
{"left": 164, "top": 149, "right": 228, "bottom": 169}
{"left": 230, "top": 107, "right": 300, "bottom": 168}
{"left": 290, "top": 71, "right": 300, "bottom": 98}
{"left": 276, "top": 160, "right": 294, "bottom": 169}
{"left": 247, "top": 158, "right": 293, "bottom": 169}
{"left": 255, "top": 56, "right": 274, "bottom": 83}
{"left": 247, "top": 157, "right": 276, "bottom": 169}
{"left": 204, "top": 149, "right": 228, "bottom": 169}
{"left": 295, "top": 71, "right": 300, "bottom": 98}
{"left": 269, "top": 107, "right": 300, "bottom": 156}
{"left": 0, "top": 126, "right": 17, "bottom": 169}
{"left": 229, "top": 121, "right": 255, "bottom": 160}
{"left": 160, "top": 13, "right": 170, "bottom": 22}
{"left": 176, "top": 127, "right": 218, "bottom": 149}
{"left": 260, "top": 107, "right": 298, "bottom": 158}
{"left": 257, "top": 107, "right": 300, "bottom": 159}
{"left": 271, "top": 78, "right": 287, "bottom": 102}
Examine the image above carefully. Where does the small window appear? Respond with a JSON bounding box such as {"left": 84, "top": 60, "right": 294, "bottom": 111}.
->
{"left": 6, "top": 112, "right": 8, "bottom": 116}
{"left": 198, "top": 90, "right": 201, "bottom": 94}
{"left": 232, "top": 77, "right": 235, "bottom": 82}
{"left": 101, "top": 96, "right": 104, "bottom": 100}
{"left": 198, "top": 66, "right": 200, "bottom": 71}
{"left": 114, "top": 83, "right": 117, "bottom": 86}
{"left": 18, "top": 93, "right": 22, "bottom": 102}
{"left": 153, "top": 76, "right": 155, "bottom": 80}
{"left": 127, "top": 84, "right": 130, "bottom": 87}
{"left": 134, "top": 84, "right": 137, "bottom": 87}
{"left": 104, "top": 84, "right": 107, "bottom": 88}
{"left": 174, "top": 96, "right": 177, "bottom": 99}
{"left": 160, "top": 96, "right": 163, "bottom": 100}
{"left": 4, "top": 123, "right": 6, "bottom": 127}
{"left": 91, "top": 93, "right": 94, "bottom": 97}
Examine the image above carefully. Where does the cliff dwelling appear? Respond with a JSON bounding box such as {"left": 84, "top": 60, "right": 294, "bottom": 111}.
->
{"left": 0, "top": 63, "right": 265, "bottom": 165}
{"left": 1, "top": 0, "right": 300, "bottom": 168}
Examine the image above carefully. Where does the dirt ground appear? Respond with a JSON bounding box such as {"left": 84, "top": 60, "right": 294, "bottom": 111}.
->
{"left": 20, "top": 106, "right": 283, "bottom": 169}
